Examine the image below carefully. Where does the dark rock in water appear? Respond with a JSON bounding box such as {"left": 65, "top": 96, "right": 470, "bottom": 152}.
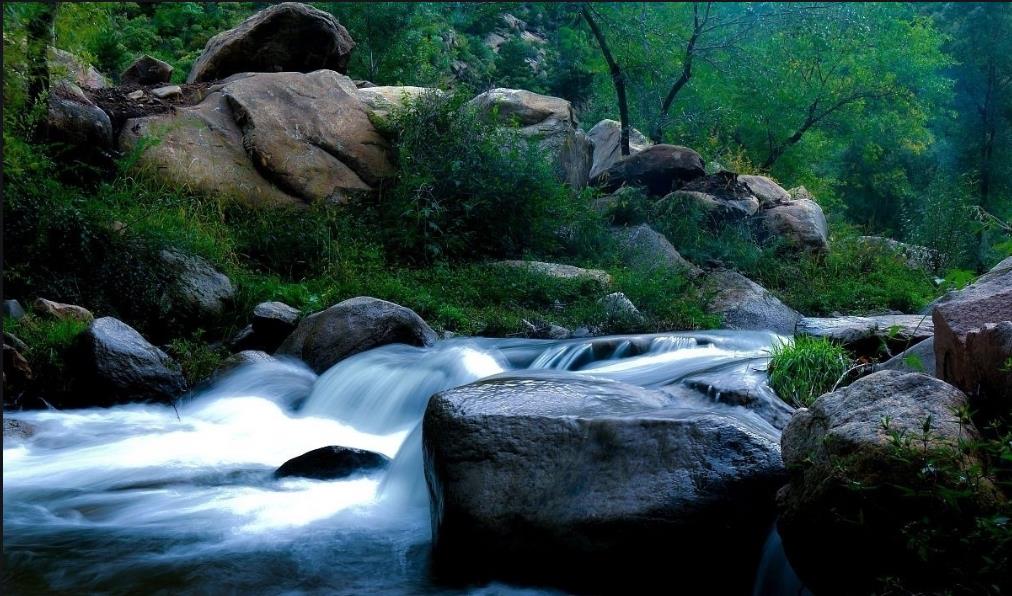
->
{"left": 778, "top": 370, "right": 989, "bottom": 594}
{"left": 274, "top": 445, "right": 389, "bottom": 480}
{"left": 594, "top": 144, "right": 705, "bottom": 196}
{"left": 71, "top": 317, "right": 187, "bottom": 407}
{"left": 187, "top": 2, "right": 356, "bottom": 83}
{"left": 252, "top": 301, "right": 301, "bottom": 350}
{"left": 227, "top": 325, "right": 258, "bottom": 352}
{"left": 3, "top": 418, "right": 35, "bottom": 441}
{"left": 3, "top": 299, "right": 27, "bottom": 320}
{"left": 423, "top": 372, "right": 784, "bottom": 592}
{"left": 209, "top": 350, "right": 275, "bottom": 382}
{"left": 277, "top": 297, "right": 437, "bottom": 373}
{"left": 121, "top": 54, "right": 173, "bottom": 85}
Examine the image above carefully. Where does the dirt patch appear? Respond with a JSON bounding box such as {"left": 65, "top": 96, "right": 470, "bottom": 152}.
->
{"left": 83, "top": 82, "right": 213, "bottom": 137}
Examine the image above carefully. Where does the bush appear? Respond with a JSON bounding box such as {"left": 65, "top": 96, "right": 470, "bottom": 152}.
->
{"left": 4, "top": 314, "right": 89, "bottom": 405}
{"left": 903, "top": 178, "right": 979, "bottom": 271}
{"left": 381, "top": 90, "right": 598, "bottom": 262}
{"left": 768, "top": 336, "right": 852, "bottom": 407}
{"left": 166, "top": 334, "right": 228, "bottom": 386}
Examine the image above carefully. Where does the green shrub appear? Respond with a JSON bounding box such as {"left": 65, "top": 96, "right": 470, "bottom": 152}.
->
{"left": 903, "top": 178, "right": 978, "bottom": 271}
{"left": 4, "top": 314, "right": 89, "bottom": 404}
{"left": 650, "top": 192, "right": 766, "bottom": 270}
{"left": 768, "top": 336, "right": 852, "bottom": 407}
{"left": 166, "top": 334, "right": 228, "bottom": 386}
{"left": 381, "top": 90, "right": 597, "bottom": 262}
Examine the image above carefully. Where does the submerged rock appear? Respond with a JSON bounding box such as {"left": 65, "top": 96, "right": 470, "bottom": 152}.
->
{"left": 423, "top": 372, "right": 784, "bottom": 592}
{"left": 187, "top": 2, "right": 355, "bottom": 83}
{"left": 277, "top": 297, "right": 437, "bottom": 373}
{"left": 274, "top": 445, "right": 389, "bottom": 480}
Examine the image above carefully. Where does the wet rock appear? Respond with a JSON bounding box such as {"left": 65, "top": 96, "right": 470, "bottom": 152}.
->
{"left": 121, "top": 54, "right": 173, "bottom": 85}
{"left": 211, "top": 350, "right": 276, "bottom": 381}
{"left": 424, "top": 373, "right": 784, "bottom": 592}
{"left": 778, "top": 370, "right": 985, "bottom": 594}
{"left": 274, "top": 445, "right": 389, "bottom": 480}
{"left": 3, "top": 300, "right": 27, "bottom": 320}
{"left": 3, "top": 418, "right": 35, "bottom": 441}
{"left": 703, "top": 270, "right": 801, "bottom": 335}
{"left": 594, "top": 144, "right": 705, "bottom": 196}
{"left": 251, "top": 301, "right": 301, "bottom": 351}
{"left": 72, "top": 317, "right": 187, "bottom": 406}
{"left": 586, "top": 119, "right": 652, "bottom": 181}
{"left": 277, "top": 297, "right": 437, "bottom": 373}
{"left": 187, "top": 2, "right": 356, "bottom": 83}
{"left": 679, "top": 369, "right": 796, "bottom": 430}
{"left": 495, "top": 260, "right": 611, "bottom": 285}
{"left": 31, "top": 298, "right": 94, "bottom": 323}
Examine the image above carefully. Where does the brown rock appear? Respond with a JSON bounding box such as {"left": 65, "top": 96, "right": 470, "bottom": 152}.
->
{"left": 121, "top": 54, "right": 173, "bottom": 85}
{"left": 31, "top": 298, "right": 94, "bottom": 323}
{"left": 587, "top": 119, "right": 652, "bottom": 181}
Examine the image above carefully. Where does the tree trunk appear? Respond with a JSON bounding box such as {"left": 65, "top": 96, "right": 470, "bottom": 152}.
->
{"left": 581, "top": 5, "right": 631, "bottom": 156}
{"left": 26, "top": 2, "right": 58, "bottom": 125}
{"left": 651, "top": 22, "right": 700, "bottom": 143}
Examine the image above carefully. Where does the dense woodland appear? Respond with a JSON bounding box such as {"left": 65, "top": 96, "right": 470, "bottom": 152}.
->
{"left": 3, "top": 3, "right": 1012, "bottom": 595}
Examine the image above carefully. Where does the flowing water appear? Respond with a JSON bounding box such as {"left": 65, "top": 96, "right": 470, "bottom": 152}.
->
{"left": 3, "top": 331, "right": 801, "bottom": 595}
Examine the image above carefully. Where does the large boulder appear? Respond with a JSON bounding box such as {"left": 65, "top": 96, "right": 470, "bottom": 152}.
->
{"left": 159, "top": 250, "right": 235, "bottom": 326}
{"left": 469, "top": 88, "right": 592, "bottom": 188}
{"left": 3, "top": 299, "right": 27, "bottom": 320}
{"left": 610, "top": 224, "right": 699, "bottom": 274}
{"left": 594, "top": 144, "right": 705, "bottom": 196}
{"left": 187, "top": 2, "right": 355, "bottom": 83}
{"left": 587, "top": 119, "right": 652, "bottom": 181}
{"left": 120, "top": 54, "right": 173, "bottom": 85}
{"left": 71, "top": 317, "right": 187, "bottom": 406}
{"left": 423, "top": 373, "right": 785, "bottom": 592}
{"left": 703, "top": 270, "right": 801, "bottom": 334}
{"left": 274, "top": 445, "right": 389, "bottom": 480}
{"left": 494, "top": 260, "right": 611, "bottom": 285}
{"left": 251, "top": 301, "right": 301, "bottom": 351}
{"left": 740, "top": 174, "right": 791, "bottom": 206}
{"left": 932, "top": 256, "right": 1012, "bottom": 421}
{"left": 667, "top": 171, "right": 762, "bottom": 223}
{"left": 777, "top": 370, "right": 985, "bottom": 594}
{"left": 49, "top": 47, "right": 108, "bottom": 89}
{"left": 276, "top": 297, "right": 437, "bottom": 373}
{"left": 753, "top": 197, "right": 829, "bottom": 254}
{"left": 120, "top": 70, "right": 393, "bottom": 205}
{"left": 47, "top": 83, "right": 114, "bottom": 153}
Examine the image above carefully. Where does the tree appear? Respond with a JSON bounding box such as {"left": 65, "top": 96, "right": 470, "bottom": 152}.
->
{"left": 25, "top": 1, "right": 58, "bottom": 123}
{"left": 580, "top": 3, "right": 631, "bottom": 155}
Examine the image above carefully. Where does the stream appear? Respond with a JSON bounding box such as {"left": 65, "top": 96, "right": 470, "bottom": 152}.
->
{"left": 3, "top": 331, "right": 805, "bottom": 594}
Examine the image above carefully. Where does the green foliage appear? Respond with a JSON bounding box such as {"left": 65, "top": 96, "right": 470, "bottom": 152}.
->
{"left": 4, "top": 314, "right": 89, "bottom": 401}
{"left": 904, "top": 178, "right": 979, "bottom": 270}
{"left": 166, "top": 333, "right": 228, "bottom": 386}
{"left": 381, "top": 90, "right": 593, "bottom": 262}
{"left": 768, "top": 336, "right": 852, "bottom": 407}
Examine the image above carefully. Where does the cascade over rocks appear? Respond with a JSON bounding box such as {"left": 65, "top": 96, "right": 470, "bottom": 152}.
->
{"left": 120, "top": 70, "right": 393, "bottom": 206}
{"left": 423, "top": 372, "right": 785, "bottom": 592}
{"left": 594, "top": 144, "right": 705, "bottom": 196}
{"left": 274, "top": 445, "right": 390, "bottom": 480}
{"left": 71, "top": 317, "right": 187, "bottom": 407}
{"left": 277, "top": 297, "right": 437, "bottom": 373}
{"left": 702, "top": 269, "right": 801, "bottom": 334}
{"left": 121, "top": 54, "right": 173, "bottom": 85}
{"left": 587, "top": 119, "right": 652, "bottom": 181}
{"left": 777, "top": 370, "right": 986, "bottom": 594}
{"left": 187, "top": 2, "right": 356, "bottom": 83}
{"left": 469, "top": 88, "right": 592, "bottom": 188}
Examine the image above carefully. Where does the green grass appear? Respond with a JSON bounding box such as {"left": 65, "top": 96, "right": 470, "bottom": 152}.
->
{"left": 767, "top": 336, "right": 853, "bottom": 407}
{"left": 4, "top": 314, "right": 89, "bottom": 401}
{"left": 166, "top": 334, "right": 228, "bottom": 386}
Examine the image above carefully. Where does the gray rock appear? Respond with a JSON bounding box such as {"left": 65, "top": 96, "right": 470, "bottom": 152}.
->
{"left": 4, "top": 332, "right": 29, "bottom": 353}
{"left": 679, "top": 368, "right": 796, "bottom": 430}
{"left": 277, "top": 297, "right": 437, "bottom": 373}
{"left": 187, "top": 2, "right": 356, "bottom": 83}
{"left": 252, "top": 301, "right": 301, "bottom": 350}
{"left": 150, "top": 85, "right": 182, "bottom": 100}
{"left": 797, "top": 314, "right": 933, "bottom": 354}
{"left": 778, "top": 370, "right": 982, "bottom": 594}
{"left": 274, "top": 445, "right": 389, "bottom": 480}
{"left": 673, "top": 171, "right": 762, "bottom": 221}
{"left": 424, "top": 372, "right": 785, "bottom": 591}
{"left": 739, "top": 174, "right": 791, "bottom": 206}
{"left": 159, "top": 250, "right": 235, "bottom": 326}
{"left": 49, "top": 47, "right": 108, "bottom": 89}
{"left": 611, "top": 224, "right": 699, "bottom": 274}
{"left": 126, "top": 89, "right": 145, "bottom": 100}
{"left": 586, "top": 119, "right": 652, "bottom": 181}
{"left": 469, "top": 88, "right": 591, "bottom": 188}
{"left": 356, "top": 85, "right": 439, "bottom": 118}
{"left": 878, "top": 337, "right": 935, "bottom": 376}
{"left": 3, "top": 300, "right": 26, "bottom": 320}
{"left": 703, "top": 270, "right": 801, "bottom": 334}
{"left": 47, "top": 86, "right": 113, "bottom": 151}
{"left": 754, "top": 198, "right": 829, "bottom": 254}
{"left": 857, "top": 236, "right": 938, "bottom": 271}
{"left": 495, "top": 260, "right": 611, "bottom": 285}
{"left": 599, "top": 291, "right": 641, "bottom": 322}
{"left": 121, "top": 54, "right": 173, "bottom": 85}
{"left": 594, "top": 144, "right": 705, "bottom": 196}
{"left": 73, "top": 317, "right": 187, "bottom": 406}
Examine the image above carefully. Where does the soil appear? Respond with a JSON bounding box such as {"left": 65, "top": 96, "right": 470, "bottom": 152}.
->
{"left": 82, "top": 82, "right": 213, "bottom": 136}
